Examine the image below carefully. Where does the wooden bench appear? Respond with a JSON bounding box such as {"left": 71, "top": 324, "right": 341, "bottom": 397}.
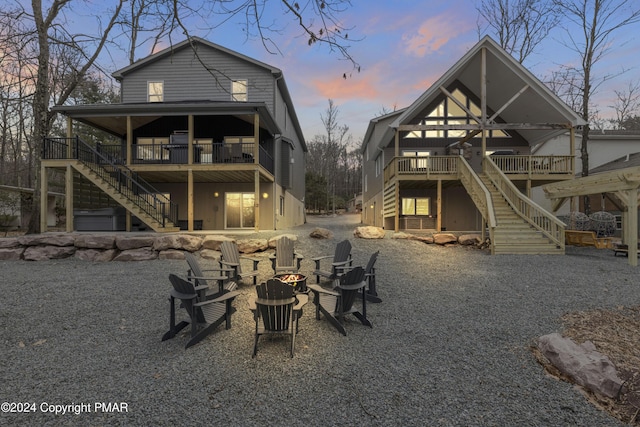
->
{"left": 565, "top": 230, "right": 613, "bottom": 249}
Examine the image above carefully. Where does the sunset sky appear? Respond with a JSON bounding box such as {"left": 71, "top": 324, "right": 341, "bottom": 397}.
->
{"left": 72, "top": 0, "right": 640, "bottom": 146}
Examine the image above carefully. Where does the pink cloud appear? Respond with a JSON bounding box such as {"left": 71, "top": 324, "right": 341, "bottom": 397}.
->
{"left": 402, "top": 16, "right": 459, "bottom": 58}
{"left": 311, "top": 73, "right": 381, "bottom": 101}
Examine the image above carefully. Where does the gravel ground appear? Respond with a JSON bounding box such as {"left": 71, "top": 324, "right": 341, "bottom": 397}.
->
{"left": 1, "top": 213, "right": 638, "bottom": 426}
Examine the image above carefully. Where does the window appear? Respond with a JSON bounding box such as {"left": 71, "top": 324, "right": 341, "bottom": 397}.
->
{"left": 402, "top": 150, "right": 430, "bottom": 169}
{"left": 280, "top": 196, "right": 285, "bottom": 216}
{"left": 148, "top": 81, "right": 163, "bottom": 102}
{"left": 232, "top": 80, "right": 248, "bottom": 101}
{"left": 375, "top": 153, "right": 384, "bottom": 177}
{"left": 402, "top": 197, "right": 430, "bottom": 215}
{"left": 403, "top": 88, "right": 510, "bottom": 139}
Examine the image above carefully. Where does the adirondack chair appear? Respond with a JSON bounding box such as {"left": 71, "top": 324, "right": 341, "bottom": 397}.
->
{"left": 249, "top": 278, "right": 308, "bottom": 357}
{"left": 184, "top": 252, "right": 237, "bottom": 297}
{"left": 219, "top": 241, "right": 260, "bottom": 285}
{"left": 269, "top": 236, "right": 304, "bottom": 274}
{"left": 363, "top": 251, "right": 381, "bottom": 303}
{"left": 307, "top": 266, "right": 371, "bottom": 336}
{"left": 162, "top": 274, "right": 240, "bottom": 349}
{"left": 311, "top": 239, "right": 352, "bottom": 284}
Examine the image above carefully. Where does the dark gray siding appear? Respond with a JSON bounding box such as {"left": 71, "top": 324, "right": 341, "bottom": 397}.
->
{"left": 121, "top": 45, "right": 275, "bottom": 110}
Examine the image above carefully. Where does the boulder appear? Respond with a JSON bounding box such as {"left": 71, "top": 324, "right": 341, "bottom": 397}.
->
{"left": 458, "top": 234, "right": 481, "bottom": 246}
{"left": 74, "top": 234, "right": 116, "bottom": 249}
{"left": 391, "top": 232, "right": 413, "bottom": 239}
{"left": 537, "top": 333, "right": 623, "bottom": 399}
{"left": 201, "top": 235, "right": 235, "bottom": 250}
{"left": 23, "top": 245, "right": 76, "bottom": 261}
{"left": 353, "top": 226, "right": 385, "bottom": 239}
{"left": 199, "top": 249, "right": 222, "bottom": 260}
{"left": 18, "top": 234, "right": 76, "bottom": 247}
{"left": 115, "top": 235, "right": 156, "bottom": 250}
{"left": 411, "top": 235, "right": 435, "bottom": 244}
{"left": 237, "top": 238, "right": 268, "bottom": 254}
{"left": 268, "top": 234, "right": 298, "bottom": 248}
{"left": 113, "top": 248, "right": 158, "bottom": 261}
{"left": 0, "top": 247, "right": 24, "bottom": 260}
{"left": 153, "top": 234, "right": 203, "bottom": 252}
{"left": 75, "top": 249, "right": 118, "bottom": 262}
{"left": 158, "top": 249, "right": 186, "bottom": 260}
{"left": 309, "top": 228, "right": 333, "bottom": 239}
{"left": 0, "top": 237, "right": 20, "bottom": 248}
{"left": 433, "top": 233, "right": 458, "bottom": 245}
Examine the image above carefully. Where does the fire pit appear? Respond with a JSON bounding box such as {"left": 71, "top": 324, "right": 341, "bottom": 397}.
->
{"left": 273, "top": 273, "right": 307, "bottom": 293}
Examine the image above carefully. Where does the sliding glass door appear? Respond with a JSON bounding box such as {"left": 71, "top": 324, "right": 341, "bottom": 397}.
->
{"left": 225, "top": 193, "right": 255, "bottom": 228}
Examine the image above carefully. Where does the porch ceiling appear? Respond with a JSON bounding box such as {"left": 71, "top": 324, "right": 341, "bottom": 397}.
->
{"left": 51, "top": 102, "right": 280, "bottom": 138}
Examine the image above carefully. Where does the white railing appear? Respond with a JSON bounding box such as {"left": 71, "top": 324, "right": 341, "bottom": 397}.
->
{"left": 458, "top": 157, "right": 496, "bottom": 251}
{"left": 484, "top": 157, "right": 565, "bottom": 248}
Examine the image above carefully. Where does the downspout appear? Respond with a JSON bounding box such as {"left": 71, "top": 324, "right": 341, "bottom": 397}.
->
{"left": 274, "top": 73, "right": 284, "bottom": 230}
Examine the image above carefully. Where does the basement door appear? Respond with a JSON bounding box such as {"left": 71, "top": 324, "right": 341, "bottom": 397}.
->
{"left": 225, "top": 193, "right": 255, "bottom": 229}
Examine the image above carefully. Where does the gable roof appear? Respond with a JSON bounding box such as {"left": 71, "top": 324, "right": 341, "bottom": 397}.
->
{"left": 590, "top": 152, "right": 640, "bottom": 174}
{"left": 112, "top": 37, "right": 281, "bottom": 80}
{"left": 388, "top": 36, "right": 586, "bottom": 147}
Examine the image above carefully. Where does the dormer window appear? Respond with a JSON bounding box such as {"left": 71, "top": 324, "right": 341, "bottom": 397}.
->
{"left": 148, "top": 81, "right": 164, "bottom": 102}
{"left": 232, "top": 80, "right": 247, "bottom": 101}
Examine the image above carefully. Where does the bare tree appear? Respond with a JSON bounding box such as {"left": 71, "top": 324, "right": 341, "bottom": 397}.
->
{"left": 608, "top": 80, "right": 640, "bottom": 129}
{"left": 475, "top": 0, "right": 560, "bottom": 63}
{"left": 551, "top": 0, "right": 640, "bottom": 213}
{"left": 4, "top": 0, "right": 358, "bottom": 233}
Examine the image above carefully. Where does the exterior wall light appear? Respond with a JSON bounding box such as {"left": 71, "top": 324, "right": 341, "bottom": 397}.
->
{"left": 262, "top": 192, "right": 269, "bottom": 199}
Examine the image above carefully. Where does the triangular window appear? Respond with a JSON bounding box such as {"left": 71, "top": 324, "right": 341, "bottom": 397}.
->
{"left": 404, "top": 88, "right": 510, "bottom": 139}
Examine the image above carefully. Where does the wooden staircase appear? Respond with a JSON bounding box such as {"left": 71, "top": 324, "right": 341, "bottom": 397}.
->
{"left": 478, "top": 173, "right": 564, "bottom": 255}
{"left": 72, "top": 161, "right": 180, "bottom": 232}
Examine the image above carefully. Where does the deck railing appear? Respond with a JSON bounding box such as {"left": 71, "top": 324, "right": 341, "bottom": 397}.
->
{"left": 458, "top": 157, "right": 496, "bottom": 249}
{"left": 90, "top": 141, "right": 275, "bottom": 173}
{"left": 385, "top": 154, "right": 573, "bottom": 181}
{"left": 483, "top": 156, "right": 565, "bottom": 248}
{"left": 384, "top": 155, "right": 459, "bottom": 181}
{"left": 489, "top": 155, "right": 573, "bottom": 176}
{"left": 43, "top": 137, "right": 178, "bottom": 227}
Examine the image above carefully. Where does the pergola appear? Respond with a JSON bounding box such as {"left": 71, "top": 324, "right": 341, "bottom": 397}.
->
{"left": 543, "top": 166, "right": 640, "bottom": 266}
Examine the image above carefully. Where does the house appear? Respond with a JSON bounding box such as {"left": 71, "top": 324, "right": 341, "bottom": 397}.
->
{"left": 41, "top": 37, "right": 307, "bottom": 232}
{"left": 360, "top": 36, "right": 585, "bottom": 255}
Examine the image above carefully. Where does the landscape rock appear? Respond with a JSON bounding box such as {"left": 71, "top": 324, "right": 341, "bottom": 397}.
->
{"left": 113, "top": 248, "right": 158, "bottom": 261}
{"left": 158, "top": 249, "right": 186, "bottom": 260}
{"left": 115, "top": 235, "right": 156, "bottom": 250}
{"left": 411, "top": 235, "right": 435, "bottom": 244}
{"left": 201, "top": 235, "right": 235, "bottom": 250}
{"left": 0, "top": 247, "right": 24, "bottom": 260}
{"left": 18, "top": 234, "right": 76, "bottom": 247}
{"left": 0, "top": 237, "right": 20, "bottom": 248}
{"left": 199, "top": 249, "right": 222, "bottom": 260}
{"left": 153, "top": 234, "right": 203, "bottom": 252}
{"left": 458, "top": 234, "right": 481, "bottom": 246}
{"left": 23, "top": 245, "right": 76, "bottom": 261}
{"left": 391, "top": 232, "right": 413, "bottom": 239}
{"left": 309, "top": 228, "right": 333, "bottom": 239}
{"left": 75, "top": 249, "right": 118, "bottom": 262}
{"left": 237, "top": 238, "right": 268, "bottom": 254}
{"left": 537, "top": 333, "right": 623, "bottom": 399}
{"left": 353, "top": 226, "right": 385, "bottom": 239}
{"left": 74, "top": 234, "right": 116, "bottom": 249}
{"left": 433, "top": 233, "right": 458, "bottom": 245}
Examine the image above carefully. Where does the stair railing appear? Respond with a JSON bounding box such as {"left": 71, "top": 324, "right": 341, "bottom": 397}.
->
{"left": 483, "top": 156, "right": 565, "bottom": 248}
{"left": 457, "top": 157, "right": 496, "bottom": 251}
{"left": 44, "top": 136, "right": 178, "bottom": 228}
